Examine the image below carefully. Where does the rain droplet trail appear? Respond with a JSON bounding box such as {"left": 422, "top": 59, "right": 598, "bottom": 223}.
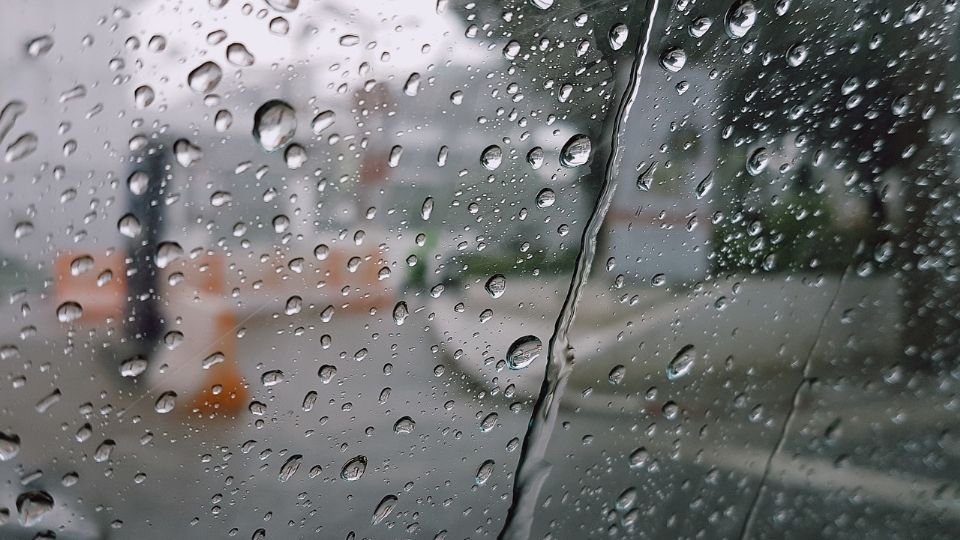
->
{"left": 498, "top": 2, "right": 662, "bottom": 538}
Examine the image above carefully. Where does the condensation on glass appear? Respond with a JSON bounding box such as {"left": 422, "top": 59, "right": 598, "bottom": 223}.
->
{"left": 0, "top": 0, "right": 957, "bottom": 539}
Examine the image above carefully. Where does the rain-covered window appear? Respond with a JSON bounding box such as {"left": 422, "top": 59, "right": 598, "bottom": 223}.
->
{"left": 1, "top": 0, "right": 958, "bottom": 539}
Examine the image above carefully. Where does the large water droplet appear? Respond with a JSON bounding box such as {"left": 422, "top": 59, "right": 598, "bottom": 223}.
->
{"left": 4, "top": 133, "right": 38, "bottom": 162}
{"left": 341, "top": 455, "right": 367, "bottom": 481}
{"left": 403, "top": 73, "right": 421, "bottom": 96}
{"left": 155, "top": 241, "right": 184, "bottom": 269}
{"left": 187, "top": 61, "right": 223, "bottom": 93}
{"left": 253, "top": 100, "right": 296, "bottom": 152}
{"left": 480, "top": 412, "right": 499, "bottom": 432}
{"left": 560, "top": 134, "right": 591, "bottom": 167}
{"left": 475, "top": 459, "right": 495, "bottom": 485}
{"left": 311, "top": 110, "right": 335, "bottom": 134}
{"left": 173, "top": 138, "right": 202, "bottom": 167}
{"left": 261, "top": 370, "right": 285, "bottom": 386}
{"left": 667, "top": 344, "right": 696, "bottom": 380}
{"left": 536, "top": 188, "right": 556, "bottom": 208}
{"left": 785, "top": 42, "right": 808, "bottom": 67}
{"left": 746, "top": 147, "right": 769, "bottom": 175}
{"left": 265, "top": 0, "right": 298, "bottom": 12}
{"left": 26, "top": 36, "right": 54, "bottom": 57}
{"left": 16, "top": 491, "right": 54, "bottom": 527}
{"left": 485, "top": 274, "right": 506, "bottom": 298}
{"left": 393, "top": 301, "right": 409, "bottom": 325}
{"left": 506, "top": 335, "right": 542, "bottom": 370}
{"left": 118, "top": 213, "right": 142, "bottom": 238}
{"left": 609, "top": 24, "right": 628, "bottom": 50}
{"left": 57, "top": 301, "right": 83, "bottom": 323}
{"left": 226, "top": 42, "right": 255, "bottom": 66}
{"left": 119, "top": 356, "right": 148, "bottom": 377}
{"left": 480, "top": 145, "right": 503, "bottom": 170}
{"left": 659, "top": 47, "right": 687, "bottom": 73}
{"left": 372, "top": 495, "right": 398, "bottom": 525}
{"left": 134, "top": 85, "right": 155, "bottom": 109}
{"left": 393, "top": 416, "right": 416, "bottom": 434}
{"left": 278, "top": 454, "right": 302, "bottom": 482}
{"left": 725, "top": 0, "right": 757, "bottom": 39}
{"left": 154, "top": 391, "right": 177, "bottom": 413}
{"left": 421, "top": 197, "right": 434, "bottom": 220}
{"left": 0, "top": 431, "right": 21, "bottom": 461}
{"left": 689, "top": 16, "right": 713, "bottom": 38}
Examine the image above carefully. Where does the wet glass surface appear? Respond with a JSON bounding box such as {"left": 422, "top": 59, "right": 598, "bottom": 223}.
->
{"left": 0, "top": 1, "right": 959, "bottom": 539}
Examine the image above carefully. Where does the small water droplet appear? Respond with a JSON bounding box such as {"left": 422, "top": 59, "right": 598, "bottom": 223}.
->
{"left": 261, "top": 370, "right": 284, "bottom": 386}
{"left": 388, "top": 145, "right": 403, "bottom": 167}
{"left": 4, "top": 133, "right": 38, "bottom": 162}
{"left": 311, "top": 110, "right": 335, "bottom": 134}
{"left": 786, "top": 42, "right": 808, "bottom": 67}
{"left": 26, "top": 36, "right": 54, "bottom": 57}
{"left": 69, "top": 255, "right": 95, "bottom": 276}
{"left": 120, "top": 356, "right": 148, "bottom": 377}
{"left": 318, "top": 365, "right": 337, "bottom": 384}
{"left": 284, "top": 143, "right": 307, "bottom": 169}
{"left": 421, "top": 197, "right": 434, "bottom": 220}
{"left": 484, "top": 274, "right": 506, "bottom": 298}
{"left": 93, "top": 439, "right": 116, "bottom": 463}
{"left": 403, "top": 73, "right": 421, "bottom": 96}
{"left": 134, "top": 85, "right": 155, "bottom": 109}
{"left": 608, "top": 364, "right": 626, "bottom": 384}
{"left": 480, "top": 412, "right": 499, "bottom": 432}
{"left": 118, "top": 213, "right": 142, "bottom": 238}
{"left": 689, "top": 17, "right": 713, "bottom": 38}
{"left": 266, "top": 0, "right": 298, "bottom": 12}
{"left": 503, "top": 40, "right": 521, "bottom": 59}
{"left": 269, "top": 16, "right": 290, "bottom": 35}
{"left": 0, "top": 432, "right": 21, "bottom": 461}
{"left": 393, "top": 301, "right": 409, "bottom": 325}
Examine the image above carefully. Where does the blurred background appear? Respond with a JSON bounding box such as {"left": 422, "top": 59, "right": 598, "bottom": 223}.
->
{"left": 0, "top": 0, "right": 958, "bottom": 538}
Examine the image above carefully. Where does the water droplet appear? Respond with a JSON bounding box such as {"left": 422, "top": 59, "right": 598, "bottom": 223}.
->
{"left": 93, "top": 439, "right": 116, "bottom": 463}
{"left": 154, "top": 391, "right": 177, "bottom": 414}
{"left": 393, "top": 301, "right": 409, "bottom": 325}
{"left": 372, "top": 495, "right": 398, "bottom": 525}
{"left": 16, "top": 491, "right": 53, "bottom": 527}
{"left": 484, "top": 274, "right": 506, "bottom": 299}
{"left": 388, "top": 145, "right": 403, "bottom": 167}
{"left": 311, "top": 110, "right": 335, "bottom": 134}
{"left": 284, "top": 144, "right": 307, "bottom": 169}
{"left": 503, "top": 40, "right": 521, "bottom": 59}
{"left": 118, "top": 213, "right": 142, "bottom": 238}
{"left": 480, "top": 412, "right": 499, "bottom": 432}
{"left": 339, "top": 34, "right": 360, "bottom": 46}
{"left": 155, "top": 242, "right": 183, "bottom": 269}
{"left": 202, "top": 352, "right": 225, "bottom": 369}
{"left": 659, "top": 47, "right": 687, "bottom": 73}
{"left": 506, "top": 335, "right": 542, "bottom": 370}
{"left": 13, "top": 221, "right": 33, "bottom": 240}
{"left": 174, "top": 138, "right": 202, "bottom": 167}
{"left": 746, "top": 147, "right": 769, "bottom": 175}
{"left": 609, "top": 24, "right": 628, "bottom": 50}
{"left": 215, "top": 109, "right": 233, "bottom": 132}
{"left": 421, "top": 197, "right": 434, "bottom": 220}
{"left": 4, "top": 133, "right": 38, "bottom": 162}
{"left": 403, "top": 73, "right": 421, "bottom": 96}
{"left": 530, "top": 0, "right": 554, "bottom": 9}
{"left": 314, "top": 244, "right": 329, "bottom": 261}
{"left": 480, "top": 145, "right": 503, "bottom": 170}
{"left": 667, "top": 344, "right": 696, "bottom": 380}
{"left": 57, "top": 301, "right": 83, "bottom": 323}
{"left": 526, "top": 147, "right": 544, "bottom": 169}
{"left": 253, "top": 100, "right": 297, "bottom": 152}
{"left": 187, "top": 61, "right": 223, "bottom": 93}
{"left": 475, "top": 459, "right": 495, "bottom": 485}
{"left": 26, "top": 36, "right": 54, "bottom": 57}
{"left": 226, "top": 42, "right": 255, "bottom": 66}
{"left": 147, "top": 34, "right": 166, "bottom": 51}
{"left": 318, "top": 365, "right": 336, "bottom": 383}
{"left": 608, "top": 364, "right": 626, "bottom": 384}
{"left": 269, "top": 16, "right": 290, "bottom": 35}
{"left": 695, "top": 172, "right": 714, "bottom": 199}
{"left": 278, "top": 454, "right": 302, "bottom": 482}
{"left": 261, "top": 370, "right": 284, "bottom": 386}
{"left": 0, "top": 432, "right": 21, "bottom": 461}
{"left": 560, "top": 134, "right": 591, "bottom": 167}
{"left": 786, "top": 42, "right": 808, "bottom": 67}
{"left": 689, "top": 16, "right": 713, "bottom": 38}
{"left": 536, "top": 188, "right": 556, "bottom": 208}
{"left": 393, "top": 416, "right": 416, "bottom": 434}
{"left": 120, "top": 356, "right": 148, "bottom": 377}
{"left": 266, "top": 0, "right": 298, "bottom": 12}
{"left": 341, "top": 455, "right": 367, "bottom": 481}
{"left": 69, "top": 255, "right": 95, "bottom": 276}
{"left": 134, "top": 85, "right": 155, "bottom": 109}
{"left": 725, "top": 0, "right": 757, "bottom": 39}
